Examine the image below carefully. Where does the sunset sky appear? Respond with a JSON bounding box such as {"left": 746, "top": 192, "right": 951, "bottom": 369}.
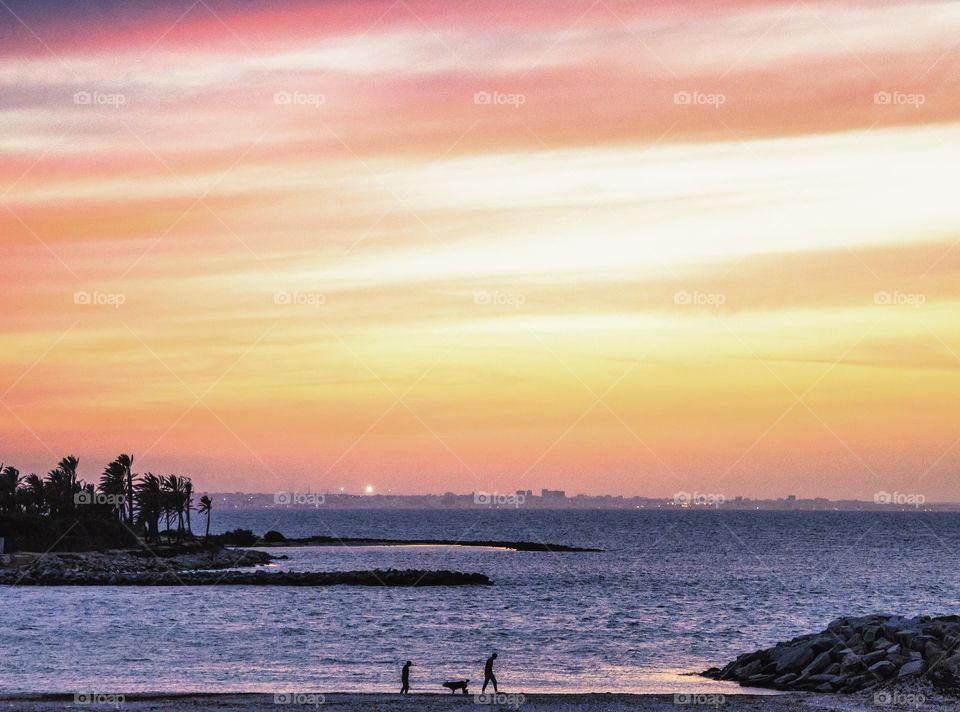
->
{"left": 1, "top": 0, "right": 959, "bottom": 500}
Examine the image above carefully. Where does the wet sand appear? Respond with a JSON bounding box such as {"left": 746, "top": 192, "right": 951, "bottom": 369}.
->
{"left": 0, "top": 692, "right": 953, "bottom": 711}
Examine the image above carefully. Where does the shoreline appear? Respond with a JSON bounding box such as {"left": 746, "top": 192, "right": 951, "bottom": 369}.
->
{"left": 0, "top": 534, "right": 600, "bottom": 585}
{"left": 252, "top": 536, "right": 603, "bottom": 552}
{"left": 0, "top": 569, "right": 492, "bottom": 586}
{"left": 0, "top": 691, "right": 953, "bottom": 711}
{"left": 0, "top": 545, "right": 492, "bottom": 586}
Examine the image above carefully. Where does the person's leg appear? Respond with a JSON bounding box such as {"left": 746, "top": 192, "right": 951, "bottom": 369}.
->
{"left": 491, "top": 674, "right": 497, "bottom": 693}
{"left": 482, "top": 676, "right": 489, "bottom": 692}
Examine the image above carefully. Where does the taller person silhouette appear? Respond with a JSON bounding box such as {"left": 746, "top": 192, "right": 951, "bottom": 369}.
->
{"left": 482, "top": 652, "right": 498, "bottom": 693}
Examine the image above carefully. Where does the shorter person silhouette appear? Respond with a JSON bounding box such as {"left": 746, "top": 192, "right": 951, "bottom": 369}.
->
{"left": 400, "top": 660, "right": 412, "bottom": 694}
{"left": 482, "top": 652, "right": 498, "bottom": 693}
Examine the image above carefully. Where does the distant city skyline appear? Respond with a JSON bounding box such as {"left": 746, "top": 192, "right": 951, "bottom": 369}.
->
{"left": 201, "top": 488, "right": 957, "bottom": 509}
{"left": 0, "top": 446, "right": 952, "bottom": 503}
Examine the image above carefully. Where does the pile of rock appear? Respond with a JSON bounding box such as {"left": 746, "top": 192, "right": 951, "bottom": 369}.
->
{"left": 1, "top": 544, "right": 493, "bottom": 587}
{"left": 704, "top": 615, "right": 960, "bottom": 693}
{"left": 256, "top": 535, "right": 602, "bottom": 552}
{"left": 0, "top": 546, "right": 275, "bottom": 583}
{"left": 4, "top": 568, "right": 493, "bottom": 586}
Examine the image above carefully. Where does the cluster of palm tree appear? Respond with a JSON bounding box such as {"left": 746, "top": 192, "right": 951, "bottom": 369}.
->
{"left": 1, "top": 456, "right": 80, "bottom": 518}
{"left": 0, "top": 454, "right": 213, "bottom": 543}
{"left": 132, "top": 472, "right": 197, "bottom": 543}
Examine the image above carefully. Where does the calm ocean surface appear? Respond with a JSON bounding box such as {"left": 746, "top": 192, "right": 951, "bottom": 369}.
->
{"left": 4, "top": 509, "right": 960, "bottom": 694}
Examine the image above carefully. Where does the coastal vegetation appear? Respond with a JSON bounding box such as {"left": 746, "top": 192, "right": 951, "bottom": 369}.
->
{"left": 0, "top": 454, "right": 207, "bottom": 552}
{"left": 0, "top": 455, "right": 497, "bottom": 589}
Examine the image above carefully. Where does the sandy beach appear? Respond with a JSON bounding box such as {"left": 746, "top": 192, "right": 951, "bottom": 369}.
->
{"left": 0, "top": 692, "right": 951, "bottom": 712}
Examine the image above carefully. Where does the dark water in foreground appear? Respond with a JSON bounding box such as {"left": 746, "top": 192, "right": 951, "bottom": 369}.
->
{"left": 3, "top": 509, "right": 960, "bottom": 694}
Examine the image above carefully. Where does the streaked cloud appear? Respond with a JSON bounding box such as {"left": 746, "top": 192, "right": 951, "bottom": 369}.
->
{"left": 1, "top": 0, "right": 959, "bottom": 499}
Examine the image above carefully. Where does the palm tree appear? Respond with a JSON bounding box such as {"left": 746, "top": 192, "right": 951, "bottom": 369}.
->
{"left": 44, "top": 456, "right": 82, "bottom": 518}
{"left": 184, "top": 478, "right": 194, "bottom": 536}
{"left": 160, "top": 475, "right": 188, "bottom": 541}
{"left": 59, "top": 456, "right": 79, "bottom": 489}
{"left": 61, "top": 455, "right": 81, "bottom": 515}
{"left": 118, "top": 454, "right": 135, "bottom": 526}
{"left": 99, "top": 456, "right": 128, "bottom": 522}
{"left": 44, "top": 469, "right": 69, "bottom": 518}
{"left": 101, "top": 454, "right": 135, "bottom": 525}
{"left": 198, "top": 495, "right": 213, "bottom": 539}
{"left": 0, "top": 465, "right": 22, "bottom": 514}
{"left": 134, "top": 473, "right": 162, "bottom": 543}
{"left": 20, "top": 474, "right": 46, "bottom": 514}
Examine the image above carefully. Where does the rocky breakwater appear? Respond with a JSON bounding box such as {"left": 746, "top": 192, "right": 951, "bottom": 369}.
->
{"left": 0, "top": 547, "right": 493, "bottom": 587}
{"left": 704, "top": 615, "right": 960, "bottom": 693}
{"left": 6, "top": 568, "right": 492, "bottom": 586}
{"left": 0, "top": 543, "right": 274, "bottom": 585}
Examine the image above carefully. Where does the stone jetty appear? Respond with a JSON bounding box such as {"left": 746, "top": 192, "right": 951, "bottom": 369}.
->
{"left": 2, "top": 567, "right": 492, "bottom": 586}
{"left": 704, "top": 615, "right": 960, "bottom": 693}
{"left": 0, "top": 546, "right": 492, "bottom": 586}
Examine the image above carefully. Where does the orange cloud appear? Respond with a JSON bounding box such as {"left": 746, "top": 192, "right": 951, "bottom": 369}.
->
{"left": 1, "top": 0, "right": 959, "bottom": 500}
